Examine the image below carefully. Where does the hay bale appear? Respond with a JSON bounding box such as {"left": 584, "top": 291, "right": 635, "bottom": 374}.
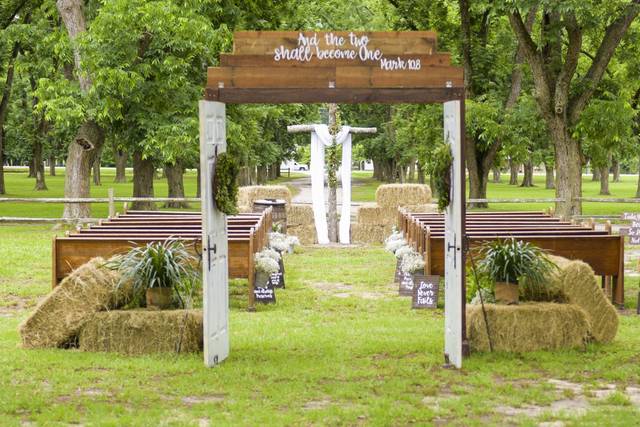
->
{"left": 466, "top": 303, "right": 590, "bottom": 353}
{"left": 237, "top": 185, "right": 292, "bottom": 209}
{"left": 356, "top": 203, "right": 436, "bottom": 227}
{"left": 79, "top": 310, "right": 203, "bottom": 355}
{"left": 19, "top": 257, "right": 131, "bottom": 349}
{"left": 351, "top": 224, "right": 390, "bottom": 244}
{"left": 286, "top": 204, "right": 314, "bottom": 227}
{"left": 550, "top": 257, "right": 618, "bottom": 343}
{"left": 287, "top": 225, "right": 316, "bottom": 245}
{"left": 375, "top": 184, "right": 432, "bottom": 207}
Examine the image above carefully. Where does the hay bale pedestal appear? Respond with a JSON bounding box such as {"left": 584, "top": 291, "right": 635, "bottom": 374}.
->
{"left": 466, "top": 303, "right": 590, "bottom": 353}
{"left": 79, "top": 310, "right": 203, "bottom": 355}
{"left": 19, "top": 257, "right": 130, "bottom": 349}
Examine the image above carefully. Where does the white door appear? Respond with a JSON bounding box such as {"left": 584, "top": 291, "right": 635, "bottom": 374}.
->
{"left": 443, "top": 100, "right": 464, "bottom": 368}
{"left": 200, "top": 100, "right": 229, "bottom": 367}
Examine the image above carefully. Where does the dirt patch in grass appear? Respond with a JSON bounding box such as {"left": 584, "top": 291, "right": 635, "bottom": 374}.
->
{"left": 302, "top": 399, "right": 331, "bottom": 410}
{"left": 0, "top": 295, "right": 37, "bottom": 316}
{"left": 181, "top": 395, "right": 225, "bottom": 406}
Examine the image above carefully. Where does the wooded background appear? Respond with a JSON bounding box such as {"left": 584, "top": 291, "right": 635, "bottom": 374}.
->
{"left": 1, "top": 0, "right": 639, "bottom": 219}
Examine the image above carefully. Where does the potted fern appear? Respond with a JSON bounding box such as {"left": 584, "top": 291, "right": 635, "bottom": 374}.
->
{"left": 108, "top": 239, "right": 200, "bottom": 309}
{"left": 477, "top": 238, "right": 556, "bottom": 305}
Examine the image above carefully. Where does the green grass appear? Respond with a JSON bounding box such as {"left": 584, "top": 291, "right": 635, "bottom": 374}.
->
{"left": 1, "top": 224, "right": 640, "bottom": 425}
{"left": 0, "top": 168, "right": 200, "bottom": 218}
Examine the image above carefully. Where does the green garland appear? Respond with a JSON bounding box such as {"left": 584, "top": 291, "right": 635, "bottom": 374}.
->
{"left": 214, "top": 152, "right": 239, "bottom": 215}
{"left": 431, "top": 144, "right": 453, "bottom": 211}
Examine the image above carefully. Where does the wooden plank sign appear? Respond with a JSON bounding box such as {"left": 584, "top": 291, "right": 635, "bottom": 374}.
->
{"left": 412, "top": 275, "right": 440, "bottom": 309}
{"left": 207, "top": 31, "right": 464, "bottom": 91}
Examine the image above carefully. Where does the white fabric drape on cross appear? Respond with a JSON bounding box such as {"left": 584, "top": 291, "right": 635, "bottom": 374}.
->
{"left": 310, "top": 125, "right": 352, "bottom": 244}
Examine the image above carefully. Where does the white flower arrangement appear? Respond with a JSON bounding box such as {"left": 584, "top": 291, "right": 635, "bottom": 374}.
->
{"left": 385, "top": 238, "right": 407, "bottom": 254}
{"left": 384, "top": 230, "right": 404, "bottom": 245}
{"left": 286, "top": 235, "right": 300, "bottom": 248}
{"left": 255, "top": 250, "right": 280, "bottom": 275}
{"left": 269, "top": 232, "right": 290, "bottom": 252}
{"left": 269, "top": 232, "right": 301, "bottom": 253}
{"left": 394, "top": 245, "right": 413, "bottom": 260}
{"left": 259, "top": 248, "right": 281, "bottom": 262}
{"left": 400, "top": 251, "right": 425, "bottom": 274}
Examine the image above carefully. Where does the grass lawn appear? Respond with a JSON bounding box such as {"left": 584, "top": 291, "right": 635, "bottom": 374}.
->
{"left": 2, "top": 168, "right": 640, "bottom": 218}
{"left": 2, "top": 224, "right": 640, "bottom": 425}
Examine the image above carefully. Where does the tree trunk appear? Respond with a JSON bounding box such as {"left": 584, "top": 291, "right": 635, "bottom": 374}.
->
{"left": 196, "top": 164, "right": 201, "bottom": 198}
{"left": 92, "top": 157, "right": 101, "bottom": 186}
{"left": 520, "top": 159, "right": 534, "bottom": 187}
{"left": 62, "top": 121, "right": 105, "bottom": 218}
{"left": 49, "top": 154, "right": 56, "bottom": 176}
{"left": 429, "top": 174, "right": 436, "bottom": 197}
{"left": 509, "top": 159, "right": 519, "bottom": 185}
{"left": 599, "top": 165, "right": 610, "bottom": 195}
{"left": 636, "top": 155, "right": 640, "bottom": 198}
{"left": 466, "top": 135, "right": 490, "bottom": 208}
{"left": 256, "top": 165, "right": 267, "bottom": 184}
{"left": 164, "top": 162, "right": 189, "bottom": 208}
{"left": 114, "top": 147, "right": 127, "bottom": 183}
{"left": 592, "top": 168, "right": 600, "bottom": 181}
{"left": 28, "top": 158, "right": 36, "bottom": 178}
{"left": 0, "top": 44, "right": 19, "bottom": 195}
{"left": 551, "top": 122, "right": 582, "bottom": 218}
{"left": 33, "top": 139, "right": 47, "bottom": 190}
{"left": 132, "top": 150, "right": 156, "bottom": 210}
{"left": 544, "top": 163, "right": 555, "bottom": 189}
{"left": 492, "top": 167, "right": 501, "bottom": 183}
{"left": 612, "top": 158, "right": 620, "bottom": 182}
{"left": 417, "top": 162, "right": 425, "bottom": 184}
{"left": 58, "top": 0, "right": 106, "bottom": 218}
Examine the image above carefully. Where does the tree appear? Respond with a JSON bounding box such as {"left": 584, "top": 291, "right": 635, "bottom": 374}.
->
{"left": 506, "top": 0, "right": 640, "bottom": 218}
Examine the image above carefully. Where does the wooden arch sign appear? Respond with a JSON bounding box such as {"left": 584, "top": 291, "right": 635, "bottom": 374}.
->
{"left": 205, "top": 31, "right": 464, "bottom": 104}
{"left": 201, "top": 31, "right": 466, "bottom": 369}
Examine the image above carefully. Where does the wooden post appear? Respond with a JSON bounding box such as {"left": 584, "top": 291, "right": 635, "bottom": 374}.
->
{"left": 108, "top": 188, "right": 115, "bottom": 218}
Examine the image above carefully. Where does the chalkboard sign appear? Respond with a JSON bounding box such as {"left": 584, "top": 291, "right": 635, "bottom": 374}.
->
{"left": 623, "top": 213, "right": 640, "bottom": 244}
{"left": 394, "top": 260, "right": 402, "bottom": 283}
{"left": 412, "top": 275, "right": 440, "bottom": 309}
{"left": 399, "top": 271, "right": 416, "bottom": 296}
{"left": 254, "top": 283, "right": 276, "bottom": 304}
{"left": 269, "top": 258, "right": 286, "bottom": 288}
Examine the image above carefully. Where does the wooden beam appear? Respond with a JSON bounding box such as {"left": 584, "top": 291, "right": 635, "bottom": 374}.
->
{"left": 287, "top": 125, "right": 377, "bottom": 134}
{"left": 204, "top": 87, "right": 465, "bottom": 104}
{"left": 207, "top": 65, "right": 464, "bottom": 89}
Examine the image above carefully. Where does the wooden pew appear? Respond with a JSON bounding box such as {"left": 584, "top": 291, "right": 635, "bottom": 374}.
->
{"left": 397, "top": 210, "right": 625, "bottom": 307}
{"left": 53, "top": 208, "right": 273, "bottom": 311}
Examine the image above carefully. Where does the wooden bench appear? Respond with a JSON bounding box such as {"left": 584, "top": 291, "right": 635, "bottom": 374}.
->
{"left": 52, "top": 209, "right": 273, "bottom": 310}
{"left": 398, "top": 209, "right": 625, "bottom": 307}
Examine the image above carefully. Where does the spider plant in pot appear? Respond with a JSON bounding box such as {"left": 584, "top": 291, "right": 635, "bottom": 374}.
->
{"left": 254, "top": 249, "right": 281, "bottom": 287}
{"left": 477, "top": 238, "right": 556, "bottom": 305}
{"left": 109, "top": 239, "right": 200, "bottom": 309}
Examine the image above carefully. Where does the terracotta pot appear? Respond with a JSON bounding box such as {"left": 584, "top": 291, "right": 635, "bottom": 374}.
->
{"left": 495, "top": 281, "right": 519, "bottom": 305}
{"left": 146, "top": 287, "right": 173, "bottom": 309}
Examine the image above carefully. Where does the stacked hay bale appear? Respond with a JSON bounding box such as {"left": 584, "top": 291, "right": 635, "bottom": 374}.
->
{"left": 352, "top": 184, "right": 437, "bottom": 244}
{"left": 79, "top": 310, "right": 203, "bottom": 355}
{"left": 286, "top": 204, "right": 316, "bottom": 244}
{"left": 466, "top": 303, "right": 590, "bottom": 352}
{"left": 19, "top": 257, "right": 131, "bottom": 348}
{"left": 549, "top": 257, "right": 619, "bottom": 343}
{"left": 237, "top": 185, "right": 292, "bottom": 212}
{"left": 466, "top": 256, "right": 619, "bottom": 353}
